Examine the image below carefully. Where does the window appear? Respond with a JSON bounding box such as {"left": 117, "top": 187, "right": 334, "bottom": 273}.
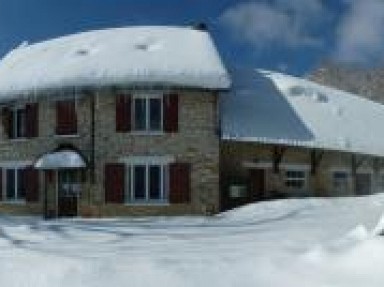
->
{"left": 10, "top": 107, "right": 27, "bottom": 139}
{"left": 56, "top": 100, "right": 77, "bottom": 135}
{"left": 4, "top": 168, "right": 26, "bottom": 202}
{"left": 285, "top": 170, "right": 306, "bottom": 189}
{"left": 126, "top": 163, "right": 168, "bottom": 203}
{"left": 333, "top": 171, "right": 349, "bottom": 194}
{"left": 133, "top": 95, "right": 163, "bottom": 132}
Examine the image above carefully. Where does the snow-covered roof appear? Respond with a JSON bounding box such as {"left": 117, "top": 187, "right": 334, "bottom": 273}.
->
{"left": 221, "top": 69, "right": 384, "bottom": 157}
{"left": 0, "top": 26, "right": 230, "bottom": 100}
{"left": 34, "top": 150, "right": 87, "bottom": 169}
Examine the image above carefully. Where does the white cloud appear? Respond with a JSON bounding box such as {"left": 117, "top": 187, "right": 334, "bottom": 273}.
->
{"left": 219, "top": 0, "right": 327, "bottom": 49}
{"left": 334, "top": 0, "right": 384, "bottom": 64}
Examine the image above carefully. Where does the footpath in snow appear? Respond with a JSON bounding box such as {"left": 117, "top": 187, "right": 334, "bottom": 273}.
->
{"left": 1, "top": 194, "right": 384, "bottom": 286}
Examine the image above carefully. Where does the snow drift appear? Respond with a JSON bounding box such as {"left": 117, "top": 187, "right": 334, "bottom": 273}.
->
{"left": 1, "top": 194, "right": 384, "bottom": 286}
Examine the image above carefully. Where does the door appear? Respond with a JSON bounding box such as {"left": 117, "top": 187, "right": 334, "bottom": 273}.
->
{"left": 57, "top": 170, "right": 80, "bottom": 217}
{"left": 355, "top": 173, "right": 371, "bottom": 196}
{"left": 249, "top": 169, "right": 266, "bottom": 201}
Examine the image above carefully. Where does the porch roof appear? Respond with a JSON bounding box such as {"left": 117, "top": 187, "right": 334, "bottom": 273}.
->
{"left": 34, "top": 150, "right": 87, "bottom": 169}
{"left": 221, "top": 69, "right": 384, "bottom": 157}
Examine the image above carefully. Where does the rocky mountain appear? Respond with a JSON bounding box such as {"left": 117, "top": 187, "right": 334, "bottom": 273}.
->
{"left": 308, "top": 63, "right": 384, "bottom": 104}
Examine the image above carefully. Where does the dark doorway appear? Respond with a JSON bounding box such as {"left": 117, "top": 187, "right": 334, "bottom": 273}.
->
{"left": 57, "top": 170, "right": 80, "bottom": 217}
{"left": 249, "top": 169, "right": 266, "bottom": 201}
{"left": 355, "top": 173, "right": 371, "bottom": 196}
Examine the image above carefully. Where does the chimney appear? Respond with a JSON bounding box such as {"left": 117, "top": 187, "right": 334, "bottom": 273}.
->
{"left": 193, "top": 22, "right": 207, "bottom": 31}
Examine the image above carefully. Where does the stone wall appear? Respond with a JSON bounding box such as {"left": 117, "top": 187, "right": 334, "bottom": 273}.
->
{"left": 0, "top": 89, "right": 220, "bottom": 216}
{"left": 220, "top": 141, "right": 383, "bottom": 209}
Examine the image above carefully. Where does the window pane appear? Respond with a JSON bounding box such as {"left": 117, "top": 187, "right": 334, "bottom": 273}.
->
{"left": 16, "top": 109, "right": 26, "bottom": 138}
{"left": 149, "top": 165, "right": 161, "bottom": 200}
{"left": 134, "top": 98, "right": 147, "bottom": 131}
{"left": 6, "top": 169, "right": 15, "bottom": 200}
{"left": 134, "top": 165, "right": 146, "bottom": 200}
{"left": 149, "top": 98, "right": 161, "bottom": 131}
{"left": 17, "top": 169, "right": 26, "bottom": 200}
{"left": 285, "top": 170, "right": 305, "bottom": 190}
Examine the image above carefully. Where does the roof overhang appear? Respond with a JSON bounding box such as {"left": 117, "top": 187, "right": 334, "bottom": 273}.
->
{"left": 34, "top": 150, "right": 87, "bottom": 170}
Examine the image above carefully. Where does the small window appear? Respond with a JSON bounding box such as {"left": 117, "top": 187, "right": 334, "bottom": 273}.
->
{"left": 5, "top": 168, "right": 26, "bottom": 202}
{"left": 133, "top": 95, "right": 162, "bottom": 132}
{"left": 8, "top": 107, "right": 27, "bottom": 139}
{"left": 126, "top": 162, "right": 168, "bottom": 203}
{"left": 285, "top": 170, "right": 306, "bottom": 189}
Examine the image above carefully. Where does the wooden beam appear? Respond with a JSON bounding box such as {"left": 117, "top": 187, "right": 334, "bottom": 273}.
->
{"left": 310, "top": 150, "right": 324, "bottom": 175}
{"left": 272, "top": 146, "right": 287, "bottom": 173}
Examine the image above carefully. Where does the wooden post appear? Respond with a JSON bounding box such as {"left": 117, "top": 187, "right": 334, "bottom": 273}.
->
{"left": 272, "top": 146, "right": 286, "bottom": 174}
{"left": 310, "top": 149, "right": 324, "bottom": 176}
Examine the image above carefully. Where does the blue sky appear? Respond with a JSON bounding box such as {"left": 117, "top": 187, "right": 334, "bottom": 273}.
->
{"left": 0, "top": 0, "right": 383, "bottom": 75}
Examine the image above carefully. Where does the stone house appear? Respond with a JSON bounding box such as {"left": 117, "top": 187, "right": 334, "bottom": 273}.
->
{"left": 0, "top": 26, "right": 230, "bottom": 217}
{"left": 0, "top": 26, "right": 384, "bottom": 217}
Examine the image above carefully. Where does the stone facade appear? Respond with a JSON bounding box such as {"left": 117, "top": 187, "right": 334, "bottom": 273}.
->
{"left": 0, "top": 88, "right": 220, "bottom": 216}
{"left": 221, "top": 141, "right": 384, "bottom": 210}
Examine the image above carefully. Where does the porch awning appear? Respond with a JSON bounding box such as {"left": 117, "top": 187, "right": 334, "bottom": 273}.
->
{"left": 34, "top": 150, "right": 87, "bottom": 169}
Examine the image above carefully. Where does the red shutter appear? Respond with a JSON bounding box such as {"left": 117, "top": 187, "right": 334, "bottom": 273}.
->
{"left": 2, "top": 107, "right": 12, "bottom": 138}
{"left": 105, "top": 163, "right": 125, "bottom": 203}
{"left": 56, "top": 100, "right": 77, "bottom": 135}
{"left": 25, "top": 103, "right": 39, "bottom": 138}
{"left": 25, "top": 167, "right": 39, "bottom": 202}
{"left": 169, "top": 162, "right": 191, "bottom": 203}
{"left": 116, "top": 94, "right": 131, "bottom": 132}
{"left": 0, "top": 168, "right": 2, "bottom": 201}
{"left": 163, "top": 93, "right": 179, "bottom": 133}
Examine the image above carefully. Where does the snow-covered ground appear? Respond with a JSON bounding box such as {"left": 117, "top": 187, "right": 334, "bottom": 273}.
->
{"left": 2, "top": 195, "right": 384, "bottom": 287}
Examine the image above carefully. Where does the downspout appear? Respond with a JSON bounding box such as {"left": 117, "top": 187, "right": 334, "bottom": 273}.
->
{"left": 90, "top": 90, "right": 96, "bottom": 185}
{"left": 44, "top": 173, "right": 48, "bottom": 219}
{"left": 86, "top": 89, "right": 96, "bottom": 209}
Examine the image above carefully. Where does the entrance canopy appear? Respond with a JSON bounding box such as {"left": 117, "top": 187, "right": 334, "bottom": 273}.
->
{"left": 34, "top": 150, "right": 87, "bottom": 169}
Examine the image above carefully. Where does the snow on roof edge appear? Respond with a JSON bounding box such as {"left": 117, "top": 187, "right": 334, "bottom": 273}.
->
{"left": 221, "top": 135, "right": 384, "bottom": 158}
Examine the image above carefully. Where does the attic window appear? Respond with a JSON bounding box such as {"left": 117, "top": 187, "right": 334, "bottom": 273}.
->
{"left": 75, "top": 48, "right": 89, "bottom": 56}
{"left": 135, "top": 43, "right": 149, "bottom": 51}
{"left": 133, "top": 40, "right": 161, "bottom": 52}
{"left": 289, "top": 86, "right": 306, "bottom": 96}
{"left": 289, "top": 86, "right": 328, "bottom": 103}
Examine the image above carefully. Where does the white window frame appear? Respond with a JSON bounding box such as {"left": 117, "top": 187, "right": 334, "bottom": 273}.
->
{"left": 3, "top": 167, "right": 25, "bottom": 203}
{"left": 284, "top": 169, "right": 307, "bottom": 191}
{"left": 0, "top": 161, "right": 31, "bottom": 203}
{"left": 120, "top": 156, "right": 173, "bottom": 205}
{"left": 10, "top": 105, "right": 27, "bottom": 139}
{"left": 132, "top": 93, "right": 163, "bottom": 133}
